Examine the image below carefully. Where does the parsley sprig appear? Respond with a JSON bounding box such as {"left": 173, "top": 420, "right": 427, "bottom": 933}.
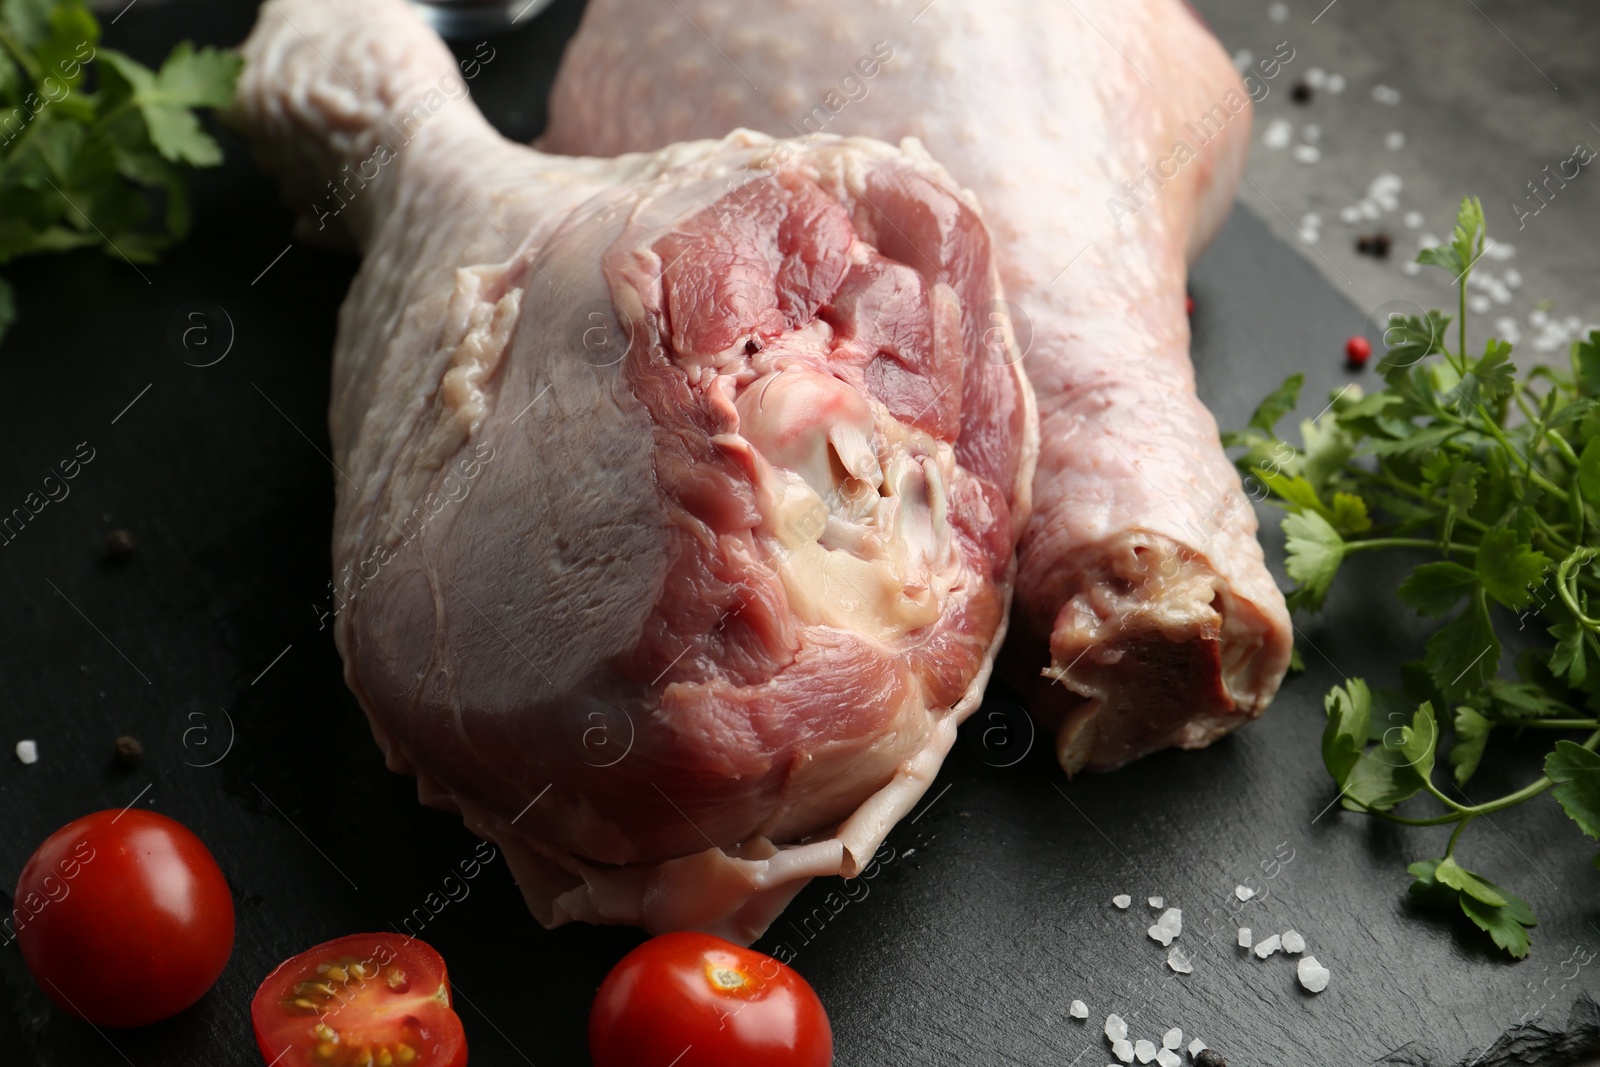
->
{"left": 1228, "top": 196, "right": 1600, "bottom": 959}
{"left": 0, "top": 0, "right": 241, "bottom": 342}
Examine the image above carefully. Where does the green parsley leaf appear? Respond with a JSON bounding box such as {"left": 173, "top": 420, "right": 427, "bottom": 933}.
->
{"left": 1546, "top": 740, "right": 1600, "bottom": 840}
{"left": 1247, "top": 373, "right": 1303, "bottom": 435}
{"left": 1577, "top": 438, "right": 1600, "bottom": 504}
{"left": 1282, "top": 510, "right": 1344, "bottom": 612}
{"left": 1475, "top": 527, "right": 1549, "bottom": 609}
{"left": 1459, "top": 893, "right": 1533, "bottom": 959}
{"left": 1398, "top": 703, "right": 1438, "bottom": 784}
{"left": 1550, "top": 622, "right": 1589, "bottom": 688}
{"left": 1423, "top": 596, "right": 1499, "bottom": 701}
{"left": 1342, "top": 745, "right": 1424, "bottom": 812}
{"left": 1449, "top": 706, "right": 1491, "bottom": 787}
{"left": 1322, "top": 679, "right": 1371, "bottom": 786}
{"left": 1435, "top": 855, "right": 1505, "bottom": 906}
{"left": 1397, "top": 561, "right": 1479, "bottom": 617}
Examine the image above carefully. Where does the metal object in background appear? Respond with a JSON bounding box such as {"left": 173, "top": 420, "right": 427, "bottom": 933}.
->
{"left": 405, "top": 0, "right": 553, "bottom": 37}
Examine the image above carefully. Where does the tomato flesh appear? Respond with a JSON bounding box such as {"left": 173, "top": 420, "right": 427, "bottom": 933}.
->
{"left": 251, "top": 934, "right": 466, "bottom": 1067}
{"left": 589, "top": 932, "right": 833, "bottom": 1067}
{"left": 13, "top": 808, "right": 235, "bottom": 1028}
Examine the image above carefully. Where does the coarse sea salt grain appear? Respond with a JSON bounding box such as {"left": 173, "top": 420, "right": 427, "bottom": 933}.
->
{"left": 1281, "top": 930, "right": 1306, "bottom": 954}
{"left": 1327, "top": 73, "right": 1346, "bottom": 93}
{"left": 1149, "top": 896, "right": 1164, "bottom": 909}
{"left": 1373, "top": 84, "right": 1401, "bottom": 105}
{"left": 15, "top": 740, "right": 37, "bottom": 764}
{"left": 1238, "top": 927, "right": 1252, "bottom": 948}
{"left": 1385, "top": 130, "right": 1406, "bottom": 151}
{"left": 1262, "top": 118, "right": 1293, "bottom": 149}
{"left": 1268, "top": 1, "right": 1289, "bottom": 21}
{"left": 1305, "top": 66, "right": 1327, "bottom": 89}
{"left": 1071, "top": 1000, "right": 1089, "bottom": 1019}
{"left": 1402, "top": 261, "right": 1421, "bottom": 276}
{"left": 1292, "top": 144, "right": 1321, "bottom": 164}
{"left": 1504, "top": 267, "right": 1522, "bottom": 287}
{"left": 1234, "top": 885, "right": 1255, "bottom": 901}
{"left": 1298, "top": 955, "right": 1331, "bottom": 992}
{"left": 1135, "top": 1039, "right": 1158, "bottom": 1063}
{"left": 1189, "top": 1038, "right": 1207, "bottom": 1055}
{"left": 1254, "top": 933, "right": 1282, "bottom": 958}
{"left": 1113, "top": 1038, "right": 1136, "bottom": 1063}
{"left": 1164, "top": 1028, "right": 1183, "bottom": 1050}
{"left": 1157, "top": 908, "right": 1183, "bottom": 935}
{"left": 1157, "top": 1050, "right": 1181, "bottom": 1067}
{"left": 1469, "top": 294, "right": 1492, "bottom": 314}
{"left": 1114, "top": 894, "right": 1132, "bottom": 908}
{"left": 1340, "top": 205, "right": 1362, "bottom": 224}
{"left": 1404, "top": 210, "right": 1424, "bottom": 228}
{"left": 1233, "top": 49, "right": 1254, "bottom": 72}
{"left": 1106, "top": 1014, "right": 1129, "bottom": 1042}
{"left": 1149, "top": 923, "right": 1177, "bottom": 947}
{"left": 1167, "top": 947, "right": 1193, "bottom": 974}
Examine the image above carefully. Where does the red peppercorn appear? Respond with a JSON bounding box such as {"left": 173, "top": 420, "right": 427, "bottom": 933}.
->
{"left": 1185, "top": 295, "right": 1195, "bottom": 315}
{"left": 1345, "top": 335, "right": 1372, "bottom": 366}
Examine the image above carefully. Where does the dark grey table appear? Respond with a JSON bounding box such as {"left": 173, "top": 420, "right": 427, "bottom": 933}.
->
{"left": 0, "top": 2, "right": 1594, "bottom": 1064}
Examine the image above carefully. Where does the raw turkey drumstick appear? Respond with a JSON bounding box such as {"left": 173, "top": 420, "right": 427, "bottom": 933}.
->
{"left": 543, "top": 0, "right": 1295, "bottom": 773}
{"left": 234, "top": 0, "right": 1035, "bottom": 939}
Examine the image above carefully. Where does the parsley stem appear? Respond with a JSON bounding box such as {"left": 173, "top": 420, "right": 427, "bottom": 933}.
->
{"left": 1342, "top": 537, "right": 1476, "bottom": 555}
{"left": 1444, "top": 815, "right": 1473, "bottom": 859}
{"left": 1517, "top": 719, "right": 1600, "bottom": 729}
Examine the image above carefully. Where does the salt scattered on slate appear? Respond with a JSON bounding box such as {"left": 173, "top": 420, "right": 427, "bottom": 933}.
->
{"left": 1164, "top": 1028, "right": 1183, "bottom": 1050}
{"left": 1327, "top": 73, "right": 1346, "bottom": 93}
{"left": 1135, "top": 1039, "right": 1158, "bottom": 1063}
{"left": 1107, "top": 1014, "right": 1128, "bottom": 1042}
{"left": 1189, "top": 1038, "right": 1207, "bottom": 1055}
{"left": 1305, "top": 66, "right": 1326, "bottom": 89}
{"left": 1360, "top": 199, "right": 1380, "bottom": 219}
{"left": 1496, "top": 317, "right": 1521, "bottom": 344}
{"left": 1072, "top": 1000, "right": 1089, "bottom": 1019}
{"left": 1291, "top": 144, "right": 1321, "bottom": 164}
{"left": 1298, "top": 955, "right": 1330, "bottom": 992}
{"left": 1372, "top": 83, "right": 1402, "bottom": 105}
{"left": 1156, "top": 1051, "right": 1180, "bottom": 1067}
{"left": 1157, "top": 908, "right": 1182, "bottom": 935}
{"left": 1267, "top": 1, "right": 1288, "bottom": 22}
{"left": 1238, "top": 927, "right": 1252, "bottom": 948}
{"left": 1167, "top": 947, "right": 1193, "bottom": 974}
{"left": 1385, "top": 130, "right": 1406, "bottom": 151}
{"left": 1469, "top": 294, "right": 1492, "bottom": 314}
{"left": 1281, "top": 930, "right": 1306, "bottom": 954}
{"left": 1234, "top": 885, "right": 1254, "bottom": 901}
{"left": 1114, "top": 894, "right": 1132, "bottom": 909}
{"left": 15, "top": 740, "right": 37, "bottom": 764}
{"left": 1262, "top": 118, "right": 1292, "bottom": 149}
{"left": 1404, "top": 210, "right": 1423, "bottom": 228}
{"left": 1233, "top": 48, "right": 1254, "bottom": 72}
{"left": 1253, "top": 933, "right": 1282, "bottom": 958}
{"left": 1340, "top": 205, "right": 1362, "bottom": 224}
{"left": 1148, "top": 896, "right": 1164, "bottom": 909}
{"left": 1485, "top": 240, "right": 1515, "bottom": 260}
{"left": 1504, "top": 267, "right": 1522, "bottom": 287}
{"left": 1149, "top": 923, "right": 1177, "bottom": 947}
{"left": 1113, "top": 1038, "right": 1136, "bottom": 1063}
{"left": 1402, "top": 261, "right": 1421, "bottom": 276}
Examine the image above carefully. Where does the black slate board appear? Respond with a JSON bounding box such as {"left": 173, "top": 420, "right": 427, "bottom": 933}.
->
{"left": 1, "top": 2, "right": 1596, "bottom": 1065}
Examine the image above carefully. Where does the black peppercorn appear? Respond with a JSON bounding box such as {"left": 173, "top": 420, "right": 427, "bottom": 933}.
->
{"left": 105, "top": 529, "right": 136, "bottom": 562}
{"left": 114, "top": 735, "right": 143, "bottom": 767}
{"left": 1195, "top": 1050, "right": 1227, "bottom": 1067}
{"left": 1290, "top": 81, "right": 1312, "bottom": 104}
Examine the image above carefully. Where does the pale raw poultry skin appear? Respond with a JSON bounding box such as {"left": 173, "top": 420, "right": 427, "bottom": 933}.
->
{"left": 233, "top": 0, "right": 1035, "bottom": 940}
{"left": 543, "top": 0, "right": 1295, "bottom": 772}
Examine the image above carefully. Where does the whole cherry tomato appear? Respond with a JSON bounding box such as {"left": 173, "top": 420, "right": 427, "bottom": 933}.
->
{"left": 13, "top": 808, "right": 235, "bottom": 1027}
{"left": 589, "top": 932, "right": 833, "bottom": 1067}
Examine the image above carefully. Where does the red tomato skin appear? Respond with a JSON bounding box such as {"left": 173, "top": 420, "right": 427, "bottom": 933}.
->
{"left": 589, "top": 932, "right": 833, "bottom": 1067}
{"left": 14, "top": 809, "right": 235, "bottom": 1028}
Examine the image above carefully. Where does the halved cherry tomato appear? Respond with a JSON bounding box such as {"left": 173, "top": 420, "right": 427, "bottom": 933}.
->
{"left": 251, "top": 933, "right": 466, "bottom": 1067}
{"left": 589, "top": 932, "right": 833, "bottom": 1067}
{"left": 14, "top": 808, "right": 235, "bottom": 1028}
